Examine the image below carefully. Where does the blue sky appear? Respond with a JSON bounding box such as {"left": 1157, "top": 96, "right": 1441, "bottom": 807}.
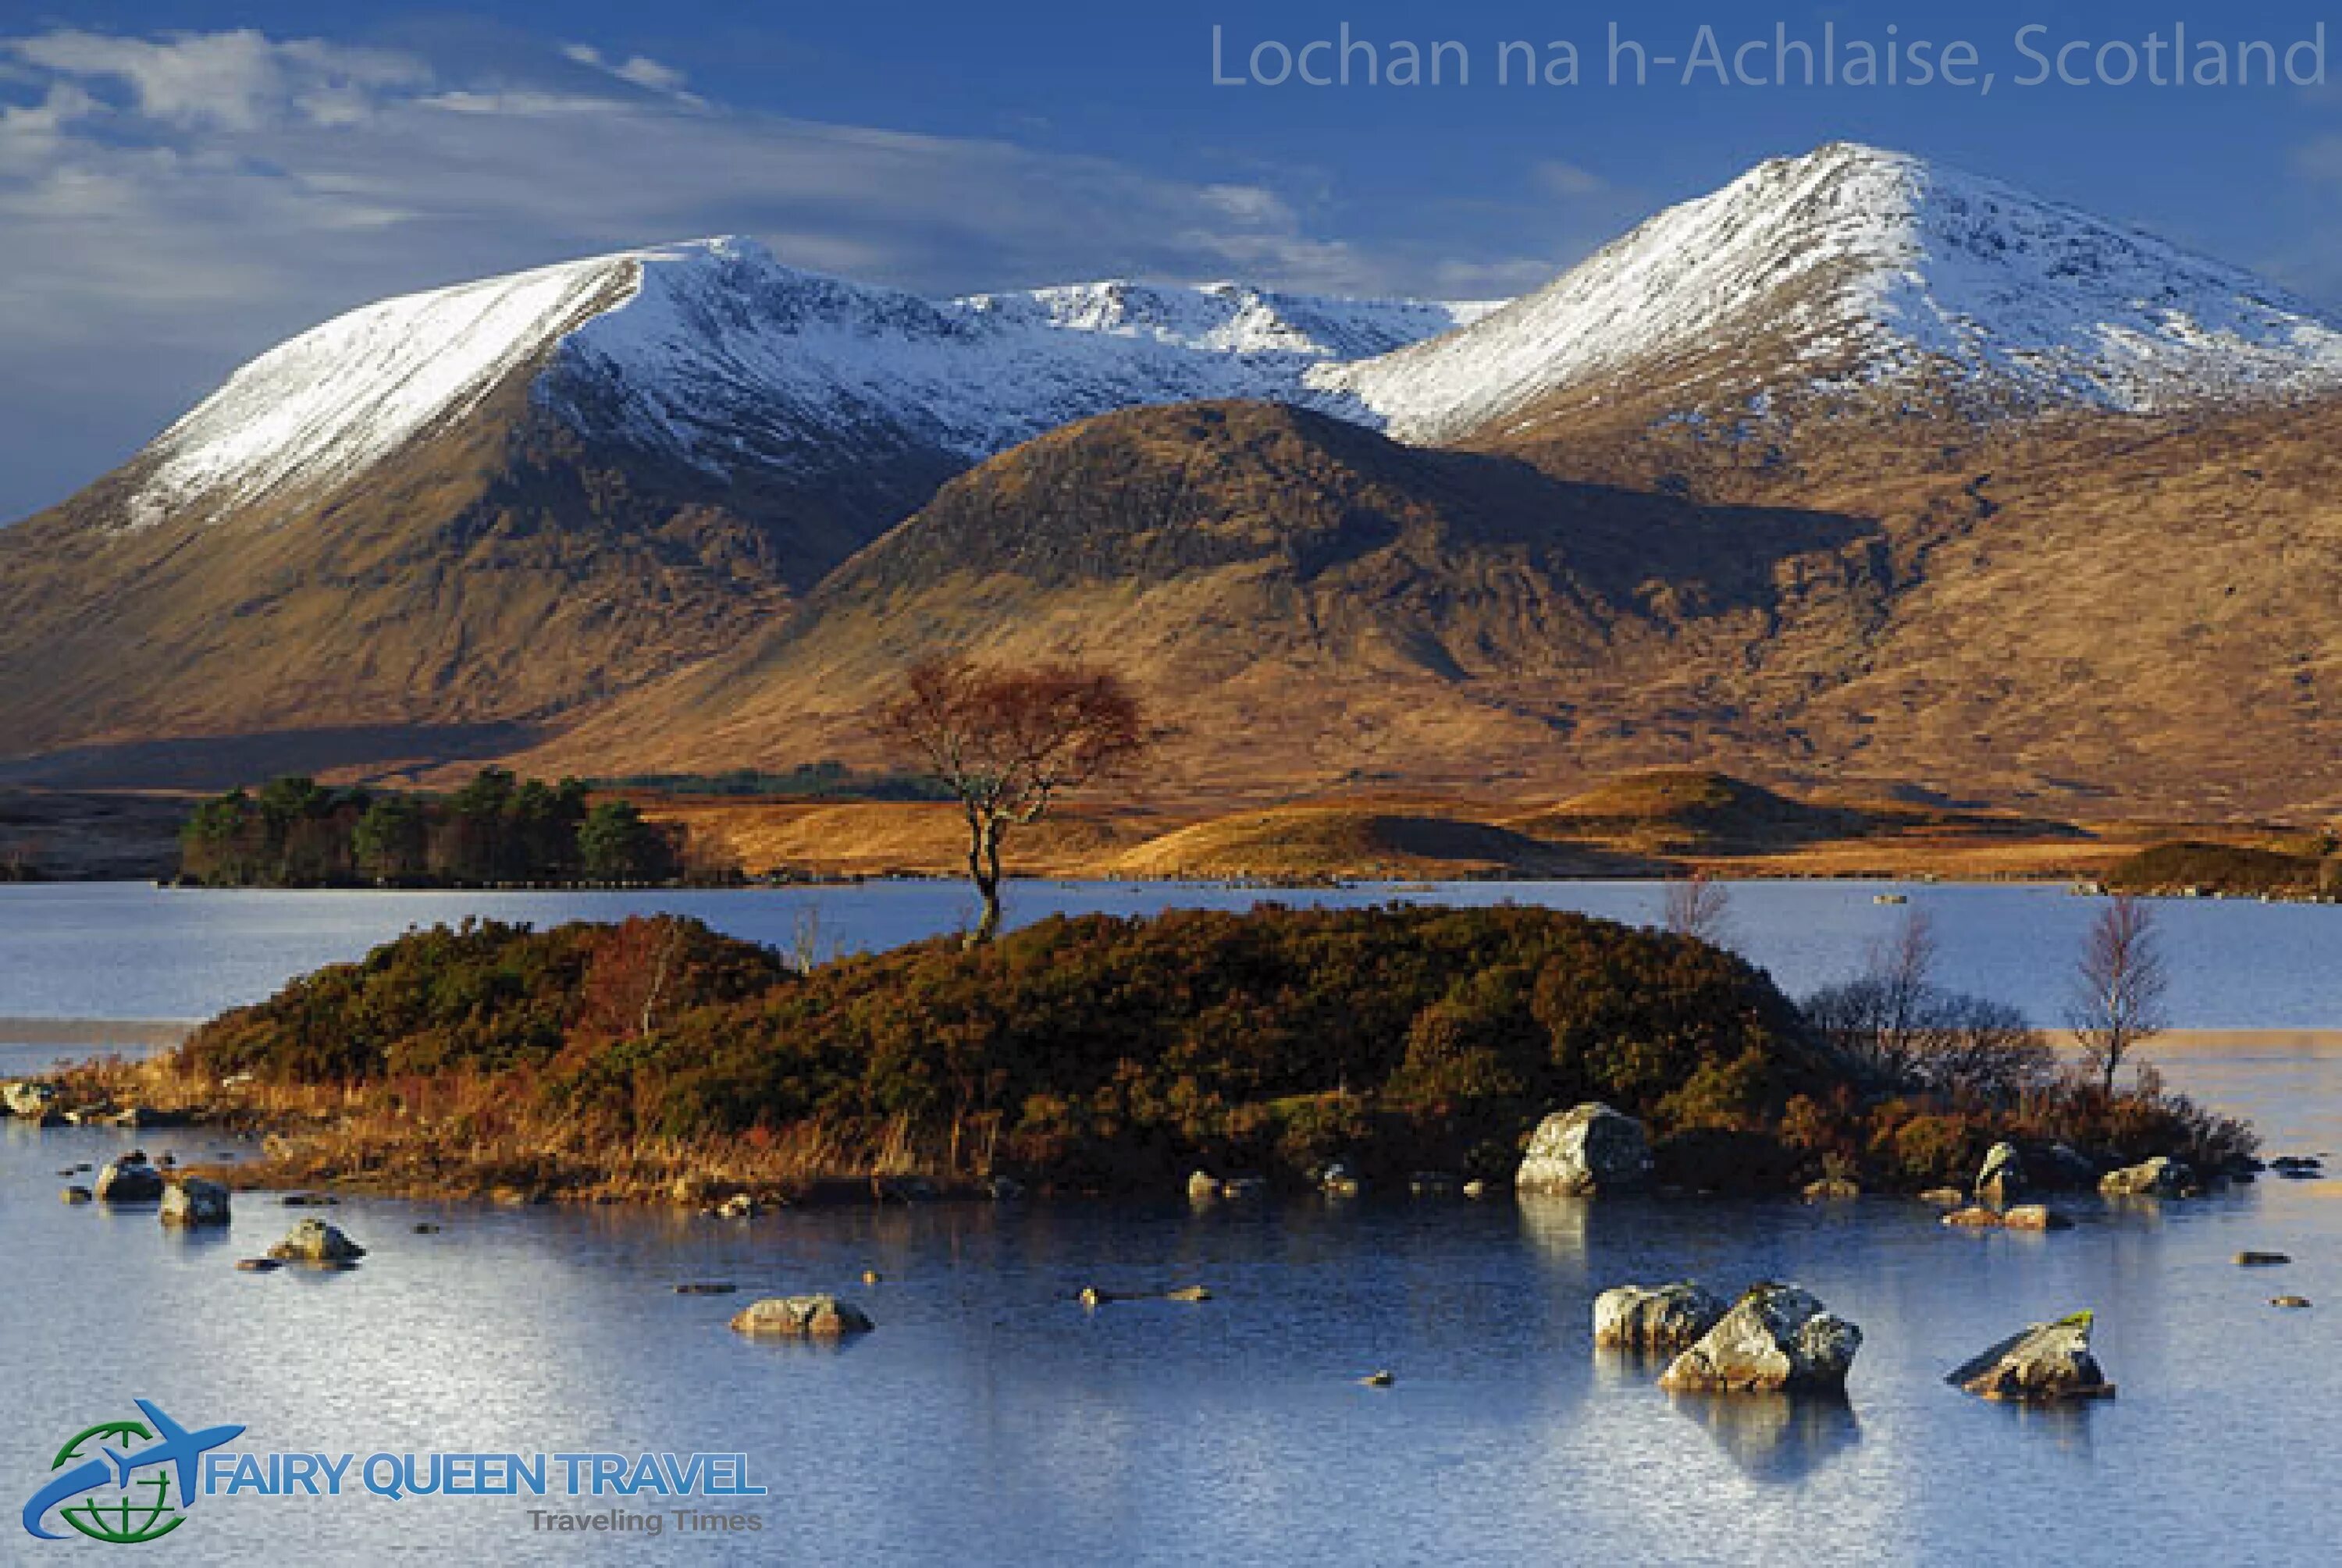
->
{"left": 3, "top": 0, "right": 2340, "bottom": 517}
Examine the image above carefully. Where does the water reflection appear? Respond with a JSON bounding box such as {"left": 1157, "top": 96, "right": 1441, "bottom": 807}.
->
{"left": 1514, "top": 1195, "right": 1590, "bottom": 1268}
{"left": 1667, "top": 1391, "right": 1863, "bottom": 1484}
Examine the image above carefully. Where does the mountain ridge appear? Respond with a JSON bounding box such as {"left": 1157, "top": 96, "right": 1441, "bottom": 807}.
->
{"left": 1324, "top": 141, "right": 2342, "bottom": 446}
{"left": 9, "top": 142, "right": 2342, "bottom": 812}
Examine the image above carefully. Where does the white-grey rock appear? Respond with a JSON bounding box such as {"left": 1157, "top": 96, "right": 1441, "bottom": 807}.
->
{"left": 159, "top": 1178, "right": 231, "bottom": 1228}
{"left": 4, "top": 1080, "right": 62, "bottom": 1124}
{"left": 267, "top": 1218, "right": 365, "bottom": 1262}
{"left": 1658, "top": 1284, "right": 1863, "bottom": 1394}
{"left": 94, "top": 1158, "right": 164, "bottom": 1203}
{"left": 2098, "top": 1156, "right": 2194, "bottom": 1197}
{"left": 1946, "top": 1312, "right": 2114, "bottom": 1402}
{"left": 1594, "top": 1283, "right": 1731, "bottom": 1352}
{"left": 1976, "top": 1141, "right": 2026, "bottom": 1206}
{"left": 1516, "top": 1103, "right": 1653, "bottom": 1196}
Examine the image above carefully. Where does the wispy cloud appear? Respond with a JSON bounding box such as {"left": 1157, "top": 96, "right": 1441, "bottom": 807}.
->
{"left": 1530, "top": 159, "right": 1608, "bottom": 199}
{"left": 559, "top": 42, "right": 702, "bottom": 105}
{"left": 0, "top": 26, "right": 1439, "bottom": 518}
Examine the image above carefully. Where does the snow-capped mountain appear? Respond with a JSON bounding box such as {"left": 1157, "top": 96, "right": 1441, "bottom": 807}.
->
{"left": 1319, "top": 141, "right": 2342, "bottom": 443}
{"left": 16, "top": 141, "right": 2342, "bottom": 791}
{"left": 125, "top": 237, "right": 1496, "bottom": 530}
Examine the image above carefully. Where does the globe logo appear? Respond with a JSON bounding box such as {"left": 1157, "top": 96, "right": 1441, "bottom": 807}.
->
{"left": 21, "top": 1400, "right": 244, "bottom": 1545}
{"left": 48, "top": 1424, "right": 180, "bottom": 1545}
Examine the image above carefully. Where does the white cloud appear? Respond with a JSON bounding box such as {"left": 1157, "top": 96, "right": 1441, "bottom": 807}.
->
{"left": 6, "top": 29, "right": 427, "bottom": 130}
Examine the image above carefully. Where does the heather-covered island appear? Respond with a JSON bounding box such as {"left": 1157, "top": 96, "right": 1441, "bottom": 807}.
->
{"left": 81, "top": 904, "right": 2251, "bottom": 1204}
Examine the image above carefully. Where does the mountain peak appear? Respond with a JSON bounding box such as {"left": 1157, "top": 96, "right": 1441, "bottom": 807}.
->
{"left": 111, "top": 239, "right": 1490, "bottom": 533}
{"left": 1321, "top": 143, "right": 2342, "bottom": 441}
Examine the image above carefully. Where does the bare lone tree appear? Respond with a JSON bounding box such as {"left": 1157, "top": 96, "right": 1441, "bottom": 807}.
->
{"left": 882, "top": 655, "right": 1147, "bottom": 944}
{"left": 1662, "top": 871, "right": 1734, "bottom": 948}
{"left": 2068, "top": 894, "right": 2170, "bottom": 1093}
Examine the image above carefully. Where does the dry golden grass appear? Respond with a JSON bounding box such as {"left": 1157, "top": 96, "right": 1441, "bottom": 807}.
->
{"left": 58, "top": 1056, "right": 1006, "bottom": 1206}
{"left": 626, "top": 769, "right": 2269, "bottom": 884}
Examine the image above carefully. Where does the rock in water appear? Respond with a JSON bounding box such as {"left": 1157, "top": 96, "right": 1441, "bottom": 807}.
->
{"left": 1594, "top": 1283, "right": 1731, "bottom": 1352}
{"left": 728, "top": 1295, "right": 874, "bottom": 1337}
{"left": 3, "top": 1080, "right": 62, "bottom": 1122}
{"left": 1999, "top": 1205, "right": 2073, "bottom": 1232}
{"left": 59, "top": 1186, "right": 91, "bottom": 1204}
{"left": 94, "top": 1158, "right": 164, "bottom": 1203}
{"left": 1658, "top": 1284, "right": 1862, "bottom": 1395}
{"left": 267, "top": 1218, "right": 366, "bottom": 1262}
{"left": 1947, "top": 1311, "right": 2116, "bottom": 1402}
{"left": 1516, "top": 1104, "right": 1653, "bottom": 1196}
{"left": 1976, "top": 1142, "right": 2026, "bottom": 1207}
{"left": 159, "top": 1179, "right": 231, "bottom": 1228}
{"left": 2099, "top": 1157, "right": 2195, "bottom": 1197}
{"left": 1942, "top": 1207, "right": 2004, "bottom": 1228}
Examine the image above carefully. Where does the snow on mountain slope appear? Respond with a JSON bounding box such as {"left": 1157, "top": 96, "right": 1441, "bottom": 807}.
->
{"left": 1317, "top": 141, "right": 2342, "bottom": 443}
{"left": 125, "top": 258, "right": 635, "bottom": 529}
{"left": 124, "top": 236, "right": 1496, "bottom": 530}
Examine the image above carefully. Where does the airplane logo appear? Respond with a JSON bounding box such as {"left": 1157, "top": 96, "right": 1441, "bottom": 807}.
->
{"left": 23, "top": 1399, "right": 245, "bottom": 1543}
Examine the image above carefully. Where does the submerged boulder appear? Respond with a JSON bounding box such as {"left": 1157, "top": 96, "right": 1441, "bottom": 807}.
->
{"left": 267, "top": 1218, "right": 365, "bottom": 1262}
{"left": 1594, "top": 1283, "right": 1731, "bottom": 1353}
{"left": 1517, "top": 1104, "right": 1653, "bottom": 1196}
{"left": 159, "top": 1179, "right": 232, "bottom": 1228}
{"left": 2000, "top": 1205, "right": 2073, "bottom": 1232}
{"left": 728, "top": 1295, "right": 874, "bottom": 1337}
{"left": 1658, "top": 1283, "right": 1862, "bottom": 1395}
{"left": 2099, "top": 1157, "right": 2195, "bottom": 1198}
{"left": 1947, "top": 1312, "right": 2115, "bottom": 1402}
{"left": 94, "top": 1158, "right": 164, "bottom": 1203}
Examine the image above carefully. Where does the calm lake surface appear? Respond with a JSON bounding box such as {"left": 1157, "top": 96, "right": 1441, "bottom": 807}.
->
{"left": 2, "top": 881, "right": 2337, "bottom": 1564}
{"left": 1, "top": 876, "right": 2339, "bottom": 1032}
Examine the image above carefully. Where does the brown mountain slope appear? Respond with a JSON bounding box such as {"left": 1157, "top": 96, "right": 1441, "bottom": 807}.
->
{"left": 521, "top": 393, "right": 2342, "bottom": 816}
{"left": 0, "top": 365, "right": 953, "bottom": 784}
{"left": 518, "top": 400, "right": 1888, "bottom": 797}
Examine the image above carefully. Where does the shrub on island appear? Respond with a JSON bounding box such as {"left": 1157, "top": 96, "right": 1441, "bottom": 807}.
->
{"left": 176, "top": 905, "right": 2252, "bottom": 1198}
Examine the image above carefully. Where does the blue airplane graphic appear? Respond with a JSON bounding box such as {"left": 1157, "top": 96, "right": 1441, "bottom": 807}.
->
{"left": 21, "top": 1400, "right": 245, "bottom": 1541}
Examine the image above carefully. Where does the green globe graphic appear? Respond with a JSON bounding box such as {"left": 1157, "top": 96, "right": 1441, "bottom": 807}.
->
{"left": 48, "top": 1422, "right": 186, "bottom": 1545}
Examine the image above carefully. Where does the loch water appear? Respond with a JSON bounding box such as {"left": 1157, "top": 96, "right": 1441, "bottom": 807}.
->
{"left": 2, "top": 881, "right": 2336, "bottom": 1565}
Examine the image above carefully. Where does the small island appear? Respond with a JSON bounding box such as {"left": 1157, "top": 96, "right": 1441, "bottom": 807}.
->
{"left": 47, "top": 901, "right": 2253, "bottom": 1207}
